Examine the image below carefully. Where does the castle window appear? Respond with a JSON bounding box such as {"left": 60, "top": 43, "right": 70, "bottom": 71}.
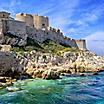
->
{"left": 3, "top": 14, "right": 5, "bottom": 17}
{"left": 42, "top": 24, "right": 45, "bottom": 27}
{"left": 21, "top": 13, "right": 24, "bottom": 15}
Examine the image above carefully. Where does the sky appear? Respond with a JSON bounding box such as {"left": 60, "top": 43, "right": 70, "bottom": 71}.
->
{"left": 0, "top": 0, "right": 104, "bottom": 55}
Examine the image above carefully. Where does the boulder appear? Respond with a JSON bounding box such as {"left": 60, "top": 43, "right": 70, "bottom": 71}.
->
{"left": 0, "top": 52, "right": 20, "bottom": 77}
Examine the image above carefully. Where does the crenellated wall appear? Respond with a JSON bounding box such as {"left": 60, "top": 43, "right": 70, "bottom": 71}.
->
{"left": 26, "top": 26, "right": 80, "bottom": 48}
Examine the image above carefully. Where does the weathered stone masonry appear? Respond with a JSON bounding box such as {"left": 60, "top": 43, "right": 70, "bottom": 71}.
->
{"left": 0, "top": 11, "right": 87, "bottom": 50}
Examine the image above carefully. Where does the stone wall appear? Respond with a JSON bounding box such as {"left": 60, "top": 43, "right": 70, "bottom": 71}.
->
{"left": 6, "top": 20, "right": 27, "bottom": 39}
{"left": 26, "top": 26, "right": 79, "bottom": 48}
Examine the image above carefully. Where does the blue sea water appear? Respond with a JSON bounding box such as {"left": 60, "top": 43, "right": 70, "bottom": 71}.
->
{"left": 0, "top": 72, "right": 104, "bottom": 104}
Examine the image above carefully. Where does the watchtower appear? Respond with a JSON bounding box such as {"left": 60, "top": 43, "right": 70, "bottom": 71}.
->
{"left": 16, "top": 13, "right": 34, "bottom": 27}
{"left": 33, "top": 15, "right": 49, "bottom": 29}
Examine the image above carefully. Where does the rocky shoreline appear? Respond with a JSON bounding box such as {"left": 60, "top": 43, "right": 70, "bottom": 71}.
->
{"left": 0, "top": 50, "right": 104, "bottom": 88}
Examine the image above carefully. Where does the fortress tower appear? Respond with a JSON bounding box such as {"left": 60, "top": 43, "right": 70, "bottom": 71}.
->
{"left": 16, "top": 13, "right": 49, "bottom": 30}
{"left": 16, "top": 13, "right": 34, "bottom": 27}
{"left": 33, "top": 15, "right": 49, "bottom": 29}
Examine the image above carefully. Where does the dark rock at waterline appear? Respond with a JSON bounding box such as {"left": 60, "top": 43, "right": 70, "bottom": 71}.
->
{"left": 80, "top": 74, "right": 85, "bottom": 77}
{"left": 0, "top": 77, "right": 6, "bottom": 83}
{"left": 42, "top": 69, "right": 60, "bottom": 80}
{"left": 93, "top": 72, "right": 99, "bottom": 75}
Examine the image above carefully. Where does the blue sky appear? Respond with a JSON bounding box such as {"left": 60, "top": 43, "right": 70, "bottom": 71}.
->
{"left": 0, "top": 0, "right": 104, "bottom": 55}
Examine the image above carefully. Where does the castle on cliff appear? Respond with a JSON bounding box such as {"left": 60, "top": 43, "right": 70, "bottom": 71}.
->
{"left": 0, "top": 11, "right": 87, "bottom": 50}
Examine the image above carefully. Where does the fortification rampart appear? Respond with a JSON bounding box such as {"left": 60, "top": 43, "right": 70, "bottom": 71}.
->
{"left": 0, "top": 11, "right": 87, "bottom": 50}
{"left": 2, "top": 20, "right": 27, "bottom": 39}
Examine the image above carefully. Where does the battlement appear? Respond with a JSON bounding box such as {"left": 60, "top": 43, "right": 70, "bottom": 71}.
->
{"left": 16, "top": 13, "right": 33, "bottom": 17}
{"left": 34, "top": 14, "right": 48, "bottom": 19}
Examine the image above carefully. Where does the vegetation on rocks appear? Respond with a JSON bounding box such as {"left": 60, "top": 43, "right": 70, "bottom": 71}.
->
{"left": 42, "top": 39, "right": 79, "bottom": 56}
{"left": 10, "top": 38, "right": 79, "bottom": 56}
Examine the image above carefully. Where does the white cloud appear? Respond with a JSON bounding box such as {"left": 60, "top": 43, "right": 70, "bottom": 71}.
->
{"left": 85, "top": 31, "right": 104, "bottom": 55}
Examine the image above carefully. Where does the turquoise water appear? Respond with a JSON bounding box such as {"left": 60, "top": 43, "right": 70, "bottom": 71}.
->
{"left": 0, "top": 72, "right": 104, "bottom": 104}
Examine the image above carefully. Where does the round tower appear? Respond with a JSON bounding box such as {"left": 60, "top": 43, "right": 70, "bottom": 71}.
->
{"left": 16, "top": 13, "right": 34, "bottom": 27}
{"left": 33, "top": 15, "right": 49, "bottom": 29}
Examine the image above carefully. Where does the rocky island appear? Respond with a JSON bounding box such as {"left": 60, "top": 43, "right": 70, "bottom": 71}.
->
{"left": 0, "top": 11, "right": 104, "bottom": 88}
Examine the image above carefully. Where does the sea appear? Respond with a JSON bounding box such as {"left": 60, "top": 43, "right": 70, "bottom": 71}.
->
{"left": 0, "top": 72, "right": 104, "bottom": 104}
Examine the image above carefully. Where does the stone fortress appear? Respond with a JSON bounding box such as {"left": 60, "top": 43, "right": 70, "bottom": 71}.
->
{"left": 0, "top": 11, "right": 87, "bottom": 50}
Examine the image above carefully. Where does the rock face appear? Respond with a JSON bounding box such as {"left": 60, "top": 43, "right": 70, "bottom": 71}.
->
{"left": 1, "top": 35, "right": 27, "bottom": 46}
{"left": 0, "top": 52, "right": 20, "bottom": 77}
{"left": 0, "top": 49, "right": 104, "bottom": 81}
{"left": 16, "top": 50, "right": 104, "bottom": 79}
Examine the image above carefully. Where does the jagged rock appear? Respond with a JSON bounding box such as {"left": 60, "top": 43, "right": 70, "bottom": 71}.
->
{"left": 0, "top": 52, "right": 20, "bottom": 77}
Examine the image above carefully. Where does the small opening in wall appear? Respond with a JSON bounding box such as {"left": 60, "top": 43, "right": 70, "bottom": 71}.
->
{"left": 3, "top": 14, "right": 5, "bottom": 17}
{"left": 21, "top": 13, "right": 24, "bottom": 15}
{"left": 42, "top": 24, "right": 45, "bottom": 27}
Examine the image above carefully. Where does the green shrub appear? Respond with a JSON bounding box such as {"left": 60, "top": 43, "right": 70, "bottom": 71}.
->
{"left": 26, "top": 37, "right": 43, "bottom": 49}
